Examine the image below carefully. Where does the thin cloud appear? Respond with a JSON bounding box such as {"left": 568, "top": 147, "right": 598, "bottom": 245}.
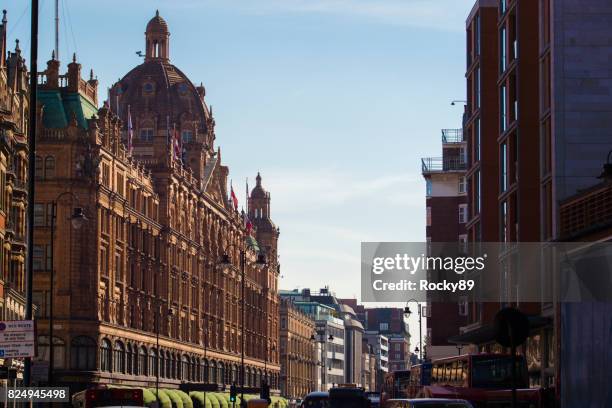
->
{"left": 177, "top": 0, "right": 474, "bottom": 31}
{"left": 254, "top": 167, "right": 422, "bottom": 214}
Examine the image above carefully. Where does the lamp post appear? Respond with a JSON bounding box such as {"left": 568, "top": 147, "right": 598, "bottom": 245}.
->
{"left": 404, "top": 299, "right": 423, "bottom": 361}
{"left": 219, "top": 243, "right": 267, "bottom": 407}
{"left": 48, "top": 192, "right": 87, "bottom": 385}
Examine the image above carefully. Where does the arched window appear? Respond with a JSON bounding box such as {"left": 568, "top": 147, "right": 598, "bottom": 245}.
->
{"left": 126, "top": 343, "right": 134, "bottom": 374}
{"left": 218, "top": 362, "right": 225, "bottom": 386}
{"left": 114, "top": 341, "right": 125, "bottom": 373}
{"left": 100, "top": 338, "right": 112, "bottom": 372}
{"left": 71, "top": 336, "right": 96, "bottom": 370}
{"left": 35, "top": 156, "right": 43, "bottom": 179}
{"left": 193, "top": 357, "right": 199, "bottom": 382}
{"left": 44, "top": 156, "right": 55, "bottom": 178}
{"left": 210, "top": 361, "right": 217, "bottom": 384}
{"left": 160, "top": 350, "right": 166, "bottom": 378}
{"left": 202, "top": 359, "right": 209, "bottom": 382}
{"left": 166, "top": 352, "right": 173, "bottom": 379}
{"left": 138, "top": 346, "right": 147, "bottom": 376}
{"left": 37, "top": 336, "right": 66, "bottom": 369}
{"left": 149, "top": 348, "right": 157, "bottom": 377}
{"left": 181, "top": 354, "right": 189, "bottom": 381}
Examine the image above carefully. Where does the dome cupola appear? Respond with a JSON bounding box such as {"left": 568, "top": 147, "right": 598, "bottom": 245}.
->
{"left": 145, "top": 10, "right": 170, "bottom": 61}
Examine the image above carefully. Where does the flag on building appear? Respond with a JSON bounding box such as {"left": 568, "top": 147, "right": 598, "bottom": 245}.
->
{"left": 230, "top": 182, "right": 238, "bottom": 210}
{"left": 173, "top": 124, "right": 181, "bottom": 162}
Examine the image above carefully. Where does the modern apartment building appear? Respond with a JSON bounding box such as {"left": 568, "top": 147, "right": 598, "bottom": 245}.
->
{"left": 279, "top": 289, "right": 346, "bottom": 390}
{"left": 449, "top": 1, "right": 612, "bottom": 404}
{"left": 421, "top": 127, "right": 468, "bottom": 360}
{"left": 363, "top": 332, "right": 388, "bottom": 391}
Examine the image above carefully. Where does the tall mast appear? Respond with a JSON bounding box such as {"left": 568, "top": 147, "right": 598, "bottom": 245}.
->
{"left": 54, "top": 0, "right": 59, "bottom": 60}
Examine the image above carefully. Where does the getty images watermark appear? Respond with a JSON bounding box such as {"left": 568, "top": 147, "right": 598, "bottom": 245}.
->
{"left": 361, "top": 242, "right": 612, "bottom": 303}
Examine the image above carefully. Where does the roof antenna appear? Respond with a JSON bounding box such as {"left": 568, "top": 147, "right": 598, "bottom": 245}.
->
{"left": 54, "top": 0, "right": 59, "bottom": 61}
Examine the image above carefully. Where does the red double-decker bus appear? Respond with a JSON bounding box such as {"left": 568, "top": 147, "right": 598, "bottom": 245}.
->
{"left": 420, "top": 354, "right": 542, "bottom": 408}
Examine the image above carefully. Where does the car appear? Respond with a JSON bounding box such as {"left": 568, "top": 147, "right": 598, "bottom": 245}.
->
{"left": 365, "top": 391, "right": 381, "bottom": 407}
{"left": 301, "top": 391, "right": 330, "bottom": 408}
{"left": 385, "top": 399, "right": 474, "bottom": 408}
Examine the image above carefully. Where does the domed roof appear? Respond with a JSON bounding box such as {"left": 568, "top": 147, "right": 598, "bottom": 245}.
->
{"left": 115, "top": 59, "right": 210, "bottom": 132}
{"left": 250, "top": 172, "right": 267, "bottom": 199}
{"left": 146, "top": 10, "right": 168, "bottom": 33}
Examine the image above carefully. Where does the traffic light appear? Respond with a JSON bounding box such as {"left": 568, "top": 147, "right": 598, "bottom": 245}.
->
{"left": 260, "top": 382, "right": 271, "bottom": 403}
{"left": 230, "top": 384, "right": 237, "bottom": 403}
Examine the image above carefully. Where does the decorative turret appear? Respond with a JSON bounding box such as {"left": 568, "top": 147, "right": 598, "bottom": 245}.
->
{"left": 249, "top": 173, "right": 279, "bottom": 264}
{"left": 145, "top": 10, "right": 170, "bottom": 61}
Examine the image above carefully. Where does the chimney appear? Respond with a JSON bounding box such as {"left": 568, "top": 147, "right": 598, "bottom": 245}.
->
{"left": 45, "top": 51, "right": 60, "bottom": 88}
{"left": 67, "top": 53, "right": 81, "bottom": 92}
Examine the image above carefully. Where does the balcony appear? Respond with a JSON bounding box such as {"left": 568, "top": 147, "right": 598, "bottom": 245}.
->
{"left": 421, "top": 157, "right": 467, "bottom": 174}
{"left": 12, "top": 179, "right": 27, "bottom": 195}
{"left": 441, "top": 129, "right": 464, "bottom": 144}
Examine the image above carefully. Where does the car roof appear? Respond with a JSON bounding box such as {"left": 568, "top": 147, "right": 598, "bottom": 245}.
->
{"left": 388, "top": 399, "right": 469, "bottom": 403}
{"left": 304, "top": 391, "right": 329, "bottom": 398}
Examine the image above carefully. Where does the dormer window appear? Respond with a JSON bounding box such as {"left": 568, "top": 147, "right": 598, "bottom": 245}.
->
{"left": 140, "top": 128, "right": 154, "bottom": 141}
{"left": 181, "top": 130, "right": 193, "bottom": 143}
{"left": 143, "top": 82, "right": 155, "bottom": 94}
{"left": 178, "top": 83, "right": 189, "bottom": 95}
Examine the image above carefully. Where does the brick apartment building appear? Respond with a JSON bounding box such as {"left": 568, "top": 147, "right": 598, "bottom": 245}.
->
{"left": 32, "top": 11, "right": 281, "bottom": 393}
{"left": 363, "top": 308, "right": 410, "bottom": 371}
{"left": 441, "top": 0, "right": 612, "bottom": 404}
{"left": 421, "top": 128, "right": 468, "bottom": 360}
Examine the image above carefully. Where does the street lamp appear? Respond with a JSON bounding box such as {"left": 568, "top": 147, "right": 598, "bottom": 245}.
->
{"left": 48, "top": 192, "right": 88, "bottom": 385}
{"left": 219, "top": 243, "right": 267, "bottom": 407}
{"left": 404, "top": 299, "right": 423, "bottom": 361}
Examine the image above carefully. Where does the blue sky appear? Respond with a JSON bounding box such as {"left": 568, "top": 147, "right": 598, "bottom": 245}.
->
{"left": 8, "top": 0, "right": 472, "bottom": 307}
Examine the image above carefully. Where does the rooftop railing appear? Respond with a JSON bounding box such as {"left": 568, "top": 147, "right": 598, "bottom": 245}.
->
{"left": 421, "top": 157, "right": 467, "bottom": 173}
{"left": 441, "top": 129, "right": 464, "bottom": 143}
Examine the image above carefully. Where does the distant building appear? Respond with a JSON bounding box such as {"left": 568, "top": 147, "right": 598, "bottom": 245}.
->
{"left": 279, "top": 299, "right": 317, "bottom": 399}
{"left": 364, "top": 308, "right": 410, "bottom": 371}
{"left": 280, "top": 289, "right": 346, "bottom": 390}
{"left": 338, "top": 303, "right": 364, "bottom": 386}
{"left": 420, "top": 126, "right": 469, "bottom": 360}
{"left": 363, "top": 331, "right": 389, "bottom": 391}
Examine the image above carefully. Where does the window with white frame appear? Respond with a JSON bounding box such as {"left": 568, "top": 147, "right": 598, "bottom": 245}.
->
{"left": 459, "top": 177, "right": 467, "bottom": 194}
{"left": 458, "top": 205, "right": 468, "bottom": 224}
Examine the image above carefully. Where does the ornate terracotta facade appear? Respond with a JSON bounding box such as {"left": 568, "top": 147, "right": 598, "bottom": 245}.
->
{"left": 32, "top": 11, "right": 280, "bottom": 392}
{"left": 0, "top": 10, "right": 29, "bottom": 331}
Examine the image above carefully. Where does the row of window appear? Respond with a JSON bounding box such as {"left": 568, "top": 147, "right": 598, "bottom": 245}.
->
{"left": 137, "top": 129, "right": 193, "bottom": 143}
{"left": 35, "top": 155, "right": 56, "bottom": 179}
{"left": 99, "top": 338, "right": 279, "bottom": 387}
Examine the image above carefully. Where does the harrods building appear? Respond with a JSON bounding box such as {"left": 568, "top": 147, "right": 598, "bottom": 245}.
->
{"left": 32, "top": 11, "right": 281, "bottom": 392}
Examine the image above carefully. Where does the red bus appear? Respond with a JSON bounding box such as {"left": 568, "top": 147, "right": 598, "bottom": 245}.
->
{"left": 381, "top": 370, "right": 411, "bottom": 406}
{"left": 420, "top": 354, "right": 542, "bottom": 408}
